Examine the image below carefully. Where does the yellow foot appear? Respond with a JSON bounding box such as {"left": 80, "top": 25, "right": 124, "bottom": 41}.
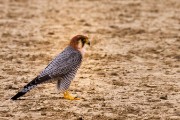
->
{"left": 63, "top": 91, "right": 80, "bottom": 100}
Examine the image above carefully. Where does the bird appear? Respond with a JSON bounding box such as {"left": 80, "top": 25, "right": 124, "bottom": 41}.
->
{"left": 11, "top": 35, "right": 90, "bottom": 100}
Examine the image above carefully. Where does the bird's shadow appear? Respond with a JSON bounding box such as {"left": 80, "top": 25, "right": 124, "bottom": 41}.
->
{"left": 11, "top": 98, "right": 32, "bottom": 101}
{"left": 10, "top": 97, "right": 65, "bottom": 101}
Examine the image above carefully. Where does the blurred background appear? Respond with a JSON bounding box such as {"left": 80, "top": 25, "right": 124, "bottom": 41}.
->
{"left": 0, "top": 0, "right": 179, "bottom": 119}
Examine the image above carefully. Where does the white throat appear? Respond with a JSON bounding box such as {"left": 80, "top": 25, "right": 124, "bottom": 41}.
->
{"left": 79, "top": 47, "right": 86, "bottom": 56}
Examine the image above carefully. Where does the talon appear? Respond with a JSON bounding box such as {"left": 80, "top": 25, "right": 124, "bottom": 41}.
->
{"left": 63, "top": 91, "right": 80, "bottom": 100}
{"left": 74, "top": 97, "right": 80, "bottom": 100}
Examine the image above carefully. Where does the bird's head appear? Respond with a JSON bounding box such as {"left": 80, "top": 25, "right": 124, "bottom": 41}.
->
{"left": 70, "top": 35, "right": 90, "bottom": 50}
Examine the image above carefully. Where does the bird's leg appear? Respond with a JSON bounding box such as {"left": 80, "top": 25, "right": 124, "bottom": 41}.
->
{"left": 63, "top": 91, "right": 80, "bottom": 100}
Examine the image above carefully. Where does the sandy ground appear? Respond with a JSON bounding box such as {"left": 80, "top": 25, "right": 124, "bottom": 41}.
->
{"left": 0, "top": 0, "right": 180, "bottom": 119}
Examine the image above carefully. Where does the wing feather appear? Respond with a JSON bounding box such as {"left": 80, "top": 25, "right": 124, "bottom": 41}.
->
{"left": 39, "top": 46, "right": 82, "bottom": 78}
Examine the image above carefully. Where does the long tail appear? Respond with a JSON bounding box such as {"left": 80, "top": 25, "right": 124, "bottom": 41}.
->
{"left": 11, "top": 75, "right": 51, "bottom": 100}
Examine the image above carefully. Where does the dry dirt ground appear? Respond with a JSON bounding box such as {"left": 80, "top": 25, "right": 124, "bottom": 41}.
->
{"left": 0, "top": 0, "right": 180, "bottom": 120}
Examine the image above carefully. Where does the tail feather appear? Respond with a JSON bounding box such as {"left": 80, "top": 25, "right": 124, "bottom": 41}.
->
{"left": 11, "top": 75, "right": 51, "bottom": 100}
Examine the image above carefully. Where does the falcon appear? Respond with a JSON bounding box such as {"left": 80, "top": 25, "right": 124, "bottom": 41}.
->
{"left": 11, "top": 35, "right": 90, "bottom": 100}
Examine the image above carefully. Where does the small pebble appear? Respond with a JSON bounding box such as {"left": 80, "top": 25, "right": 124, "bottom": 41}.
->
{"left": 160, "top": 94, "right": 168, "bottom": 100}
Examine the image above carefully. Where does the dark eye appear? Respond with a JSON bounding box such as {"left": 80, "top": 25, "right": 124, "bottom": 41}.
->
{"left": 81, "top": 39, "right": 85, "bottom": 43}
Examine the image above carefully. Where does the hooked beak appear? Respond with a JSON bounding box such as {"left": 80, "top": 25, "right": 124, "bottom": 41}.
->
{"left": 85, "top": 38, "right": 90, "bottom": 46}
{"left": 87, "top": 41, "right": 90, "bottom": 46}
